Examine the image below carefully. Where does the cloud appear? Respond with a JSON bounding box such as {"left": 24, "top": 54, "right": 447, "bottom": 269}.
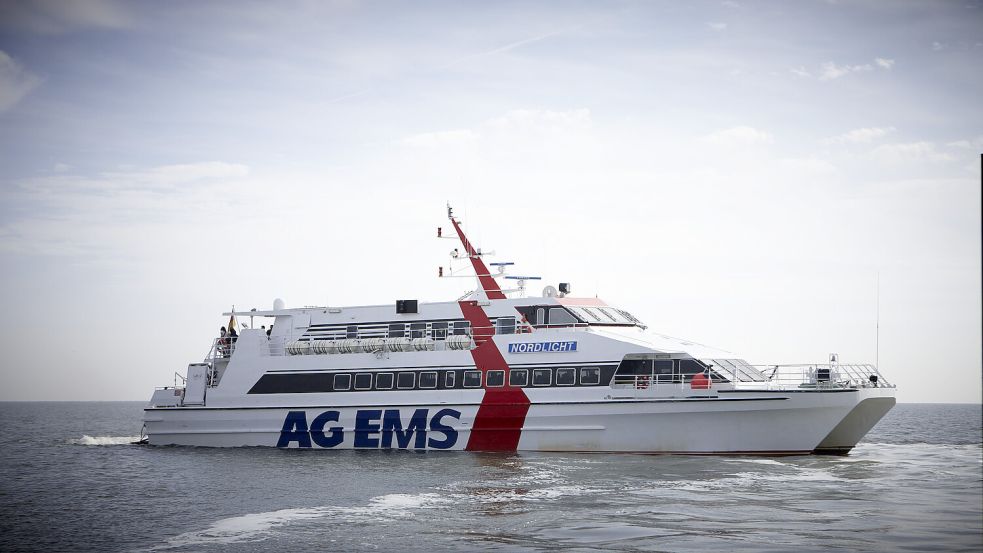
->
{"left": 485, "top": 108, "right": 592, "bottom": 133}
{"left": 702, "top": 126, "right": 773, "bottom": 147}
{"left": 401, "top": 129, "right": 478, "bottom": 148}
{"left": 722, "top": 1, "right": 742, "bottom": 7}
{"left": 819, "top": 61, "right": 873, "bottom": 80}
{"left": 0, "top": 0, "right": 133, "bottom": 34}
{"left": 796, "top": 58, "right": 894, "bottom": 81}
{"left": 1, "top": 161, "right": 251, "bottom": 256}
{"left": 707, "top": 22, "right": 727, "bottom": 31}
{"left": 0, "top": 51, "right": 42, "bottom": 113}
{"left": 401, "top": 109, "right": 592, "bottom": 150}
{"left": 790, "top": 66, "right": 812, "bottom": 78}
{"left": 824, "top": 127, "right": 896, "bottom": 145}
{"left": 869, "top": 142, "right": 956, "bottom": 163}
{"left": 441, "top": 26, "right": 580, "bottom": 70}
{"left": 932, "top": 41, "right": 946, "bottom": 51}
{"left": 946, "top": 136, "right": 983, "bottom": 150}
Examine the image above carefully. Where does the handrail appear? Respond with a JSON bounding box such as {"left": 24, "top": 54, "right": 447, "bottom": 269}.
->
{"left": 751, "top": 363, "right": 892, "bottom": 389}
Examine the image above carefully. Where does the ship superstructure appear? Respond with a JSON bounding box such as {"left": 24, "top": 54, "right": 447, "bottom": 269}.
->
{"left": 144, "top": 207, "right": 895, "bottom": 453}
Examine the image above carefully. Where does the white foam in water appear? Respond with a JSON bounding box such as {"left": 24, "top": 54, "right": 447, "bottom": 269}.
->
{"left": 70, "top": 435, "right": 140, "bottom": 446}
{"left": 152, "top": 493, "right": 448, "bottom": 550}
{"left": 155, "top": 507, "right": 329, "bottom": 550}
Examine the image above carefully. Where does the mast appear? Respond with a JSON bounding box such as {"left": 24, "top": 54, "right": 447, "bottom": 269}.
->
{"left": 447, "top": 206, "right": 506, "bottom": 300}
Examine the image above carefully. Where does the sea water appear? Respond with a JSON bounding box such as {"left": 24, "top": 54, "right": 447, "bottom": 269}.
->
{"left": 0, "top": 402, "right": 980, "bottom": 552}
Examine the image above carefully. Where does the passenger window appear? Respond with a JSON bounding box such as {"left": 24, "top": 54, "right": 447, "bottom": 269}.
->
{"left": 333, "top": 373, "right": 351, "bottom": 391}
{"left": 496, "top": 317, "right": 516, "bottom": 335}
{"left": 536, "top": 308, "right": 545, "bottom": 325}
{"left": 354, "top": 373, "right": 372, "bottom": 390}
{"left": 397, "top": 372, "right": 415, "bottom": 389}
{"left": 431, "top": 322, "right": 448, "bottom": 340}
{"left": 580, "top": 367, "right": 601, "bottom": 385}
{"left": 388, "top": 323, "right": 404, "bottom": 338}
{"left": 410, "top": 322, "right": 427, "bottom": 339}
{"left": 463, "top": 370, "right": 482, "bottom": 388}
{"left": 532, "top": 368, "right": 551, "bottom": 386}
{"left": 347, "top": 325, "right": 358, "bottom": 339}
{"left": 509, "top": 369, "right": 529, "bottom": 386}
{"left": 376, "top": 373, "right": 394, "bottom": 390}
{"left": 486, "top": 370, "right": 505, "bottom": 387}
{"left": 419, "top": 371, "right": 438, "bottom": 389}
{"left": 556, "top": 368, "right": 576, "bottom": 386}
{"left": 444, "top": 371, "right": 456, "bottom": 388}
{"left": 453, "top": 321, "right": 471, "bottom": 336}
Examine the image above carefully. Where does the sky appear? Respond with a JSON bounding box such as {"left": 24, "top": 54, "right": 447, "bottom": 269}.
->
{"left": 0, "top": 0, "right": 980, "bottom": 403}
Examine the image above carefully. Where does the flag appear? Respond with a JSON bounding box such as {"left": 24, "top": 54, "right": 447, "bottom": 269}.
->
{"left": 228, "top": 306, "right": 236, "bottom": 333}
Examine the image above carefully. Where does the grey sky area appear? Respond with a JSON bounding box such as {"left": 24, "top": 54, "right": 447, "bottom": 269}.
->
{"left": 0, "top": 0, "right": 980, "bottom": 402}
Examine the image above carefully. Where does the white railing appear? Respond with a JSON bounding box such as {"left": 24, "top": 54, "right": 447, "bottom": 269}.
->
{"left": 753, "top": 363, "right": 891, "bottom": 390}
{"left": 266, "top": 322, "right": 593, "bottom": 357}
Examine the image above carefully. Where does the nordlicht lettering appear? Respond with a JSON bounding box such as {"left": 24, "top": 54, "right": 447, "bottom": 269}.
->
{"left": 507, "top": 341, "right": 578, "bottom": 354}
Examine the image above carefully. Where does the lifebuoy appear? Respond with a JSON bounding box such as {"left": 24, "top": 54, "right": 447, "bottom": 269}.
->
{"left": 691, "top": 372, "right": 711, "bottom": 389}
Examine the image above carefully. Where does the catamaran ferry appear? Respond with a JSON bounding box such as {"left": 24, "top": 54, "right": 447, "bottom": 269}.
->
{"left": 143, "top": 206, "right": 896, "bottom": 453}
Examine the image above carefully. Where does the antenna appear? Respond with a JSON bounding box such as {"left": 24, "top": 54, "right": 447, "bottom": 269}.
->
{"left": 876, "top": 271, "right": 880, "bottom": 369}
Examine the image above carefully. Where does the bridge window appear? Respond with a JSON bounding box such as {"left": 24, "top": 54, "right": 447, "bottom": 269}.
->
{"left": 463, "top": 370, "right": 482, "bottom": 388}
{"left": 509, "top": 369, "right": 528, "bottom": 387}
{"left": 536, "top": 308, "right": 546, "bottom": 325}
{"left": 376, "top": 373, "right": 394, "bottom": 390}
{"left": 486, "top": 370, "right": 505, "bottom": 387}
{"left": 333, "top": 373, "right": 351, "bottom": 391}
{"left": 419, "top": 371, "right": 438, "bottom": 389}
{"left": 354, "top": 373, "right": 372, "bottom": 390}
{"left": 532, "top": 368, "right": 551, "bottom": 386}
{"left": 654, "top": 360, "right": 674, "bottom": 383}
{"left": 431, "top": 321, "right": 448, "bottom": 340}
{"left": 444, "top": 371, "right": 456, "bottom": 388}
{"left": 549, "top": 307, "right": 579, "bottom": 325}
{"left": 556, "top": 368, "right": 576, "bottom": 386}
{"left": 580, "top": 367, "right": 600, "bottom": 385}
{"left": 679, "top": 359, "right": 706, "bottom": 380}
{"left": 397, "top": 372, "right": 415, "bottom": 389}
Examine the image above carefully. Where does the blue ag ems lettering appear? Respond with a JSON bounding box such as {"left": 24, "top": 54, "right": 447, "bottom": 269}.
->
{"left": 507, "top": 341, "right": 578, "bottom": 354}
{"left": 277, "top": 408, "right": 461, "bottom": 449}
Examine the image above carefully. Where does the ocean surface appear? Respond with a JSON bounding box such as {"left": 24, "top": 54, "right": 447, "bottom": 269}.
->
{"left": 0, "top": 402, "right": 980, "bottom": 553}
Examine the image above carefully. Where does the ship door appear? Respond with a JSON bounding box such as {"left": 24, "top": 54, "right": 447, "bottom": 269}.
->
{"left": 183, "top": 363, "right": 209, "bottom": 406}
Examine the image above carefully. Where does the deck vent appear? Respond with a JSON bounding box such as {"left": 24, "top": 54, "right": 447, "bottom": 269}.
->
{"left": 396, "top": 300, "right": 418, "bottom": 314}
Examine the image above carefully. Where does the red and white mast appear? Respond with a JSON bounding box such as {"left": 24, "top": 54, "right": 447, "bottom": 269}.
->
{"left": 445, "top": 205, "right": 506, "bottom": 301}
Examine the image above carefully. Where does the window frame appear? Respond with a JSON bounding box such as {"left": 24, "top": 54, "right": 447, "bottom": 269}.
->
{"left": 396, "top": 371, "right": 416, "bottom": 390}
{"left": 509, "top": 368, "right": 529, "bottom": 387}
{"left": 333, "top": 373, "right": 352, "bottom": 391}
{"left": 580, "top": 366, "right": 601, "bottom": 385}
{"left": 486, "top": 370, "right": 505, "bottom": 387}
{"left": 555, "top": 367, "right": 576, "bottom": 386}
{"left": 463, "top": 370, "right": 482, "bottom": 388}
{"left": 532, "top": 368, "right": 552, "bottom": 386}
{"left": 418, "top": 371, "right": 438, "bottom": 389}
{"left": 353, "top": 372, "right": 373, "bottom": 390}
{"left": 375, "top": 372, "right": 394, "bottom": 390}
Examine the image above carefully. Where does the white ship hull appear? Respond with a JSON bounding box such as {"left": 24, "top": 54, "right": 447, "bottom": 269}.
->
{"left": 143, "top": 207, "right": 896, "bottom": 453}
{"left": 145, "top": 387, "right": 895, "bottom": 453}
